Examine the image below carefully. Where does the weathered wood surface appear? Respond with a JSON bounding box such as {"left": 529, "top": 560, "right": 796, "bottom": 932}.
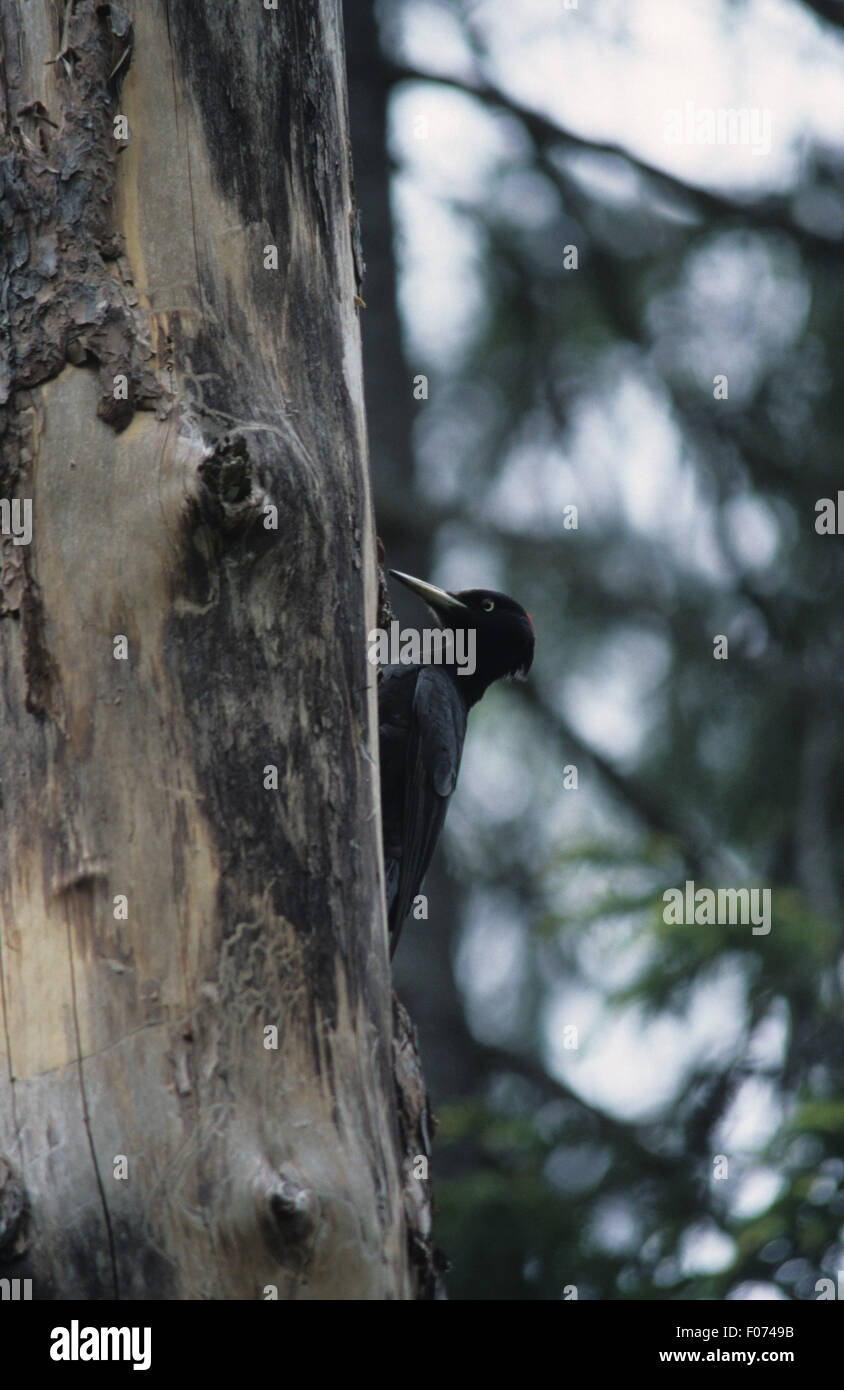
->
{"left": 0, "top": 0, "right": 425, "bottom": 1299}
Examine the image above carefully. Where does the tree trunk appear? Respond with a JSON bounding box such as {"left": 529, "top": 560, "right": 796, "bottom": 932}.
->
{"left": 0, "top": 0, "right": 429, "bottom": 1300}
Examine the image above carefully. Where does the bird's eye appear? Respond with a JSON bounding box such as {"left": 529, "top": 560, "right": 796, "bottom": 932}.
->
{"left": 481, "top": 599, "right": 495, "bottom": 612}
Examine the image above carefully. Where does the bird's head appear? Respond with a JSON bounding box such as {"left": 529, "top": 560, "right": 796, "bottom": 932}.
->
{"left": 388, "top": 569, "right": 535, "bottom": 698}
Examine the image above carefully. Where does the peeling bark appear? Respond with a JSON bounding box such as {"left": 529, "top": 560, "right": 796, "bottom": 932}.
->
{"left": 0, "top": 0, "right": 433, "bottom": 1300}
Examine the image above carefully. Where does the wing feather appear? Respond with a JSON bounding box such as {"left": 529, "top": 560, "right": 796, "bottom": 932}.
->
{"left": 384, "top": 665, "right": 466, "bottom": 952}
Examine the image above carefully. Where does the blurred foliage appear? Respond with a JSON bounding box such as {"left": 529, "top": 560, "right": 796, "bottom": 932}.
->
{"left": 357, "top": 0, "right": 844, "bottom": 1298}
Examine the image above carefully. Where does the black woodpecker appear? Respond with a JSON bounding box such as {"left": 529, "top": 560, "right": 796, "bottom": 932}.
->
{"left": 378, "top": 569, "right": 535, "bottom": 956}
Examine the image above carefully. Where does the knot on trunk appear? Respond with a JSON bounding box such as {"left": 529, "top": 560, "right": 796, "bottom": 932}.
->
{"left": 197, "top": 434, "right": 268, "bottom": 532}
{"left": 261, "top": 1171, "right": 317, "bottom": 1271}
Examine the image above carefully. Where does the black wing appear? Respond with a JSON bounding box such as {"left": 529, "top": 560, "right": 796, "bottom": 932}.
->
{"left": 379, "top": 664, "right": 467, "bottom": 953}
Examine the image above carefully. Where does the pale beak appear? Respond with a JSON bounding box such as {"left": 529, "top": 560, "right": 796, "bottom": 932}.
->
{"left": 388, "top": 569, "right": 468, "bottom": 615}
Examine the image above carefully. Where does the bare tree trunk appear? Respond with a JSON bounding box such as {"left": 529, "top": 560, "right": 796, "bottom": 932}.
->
{"left": 0, "top": 0, "right": 428, "bottom": 1300}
